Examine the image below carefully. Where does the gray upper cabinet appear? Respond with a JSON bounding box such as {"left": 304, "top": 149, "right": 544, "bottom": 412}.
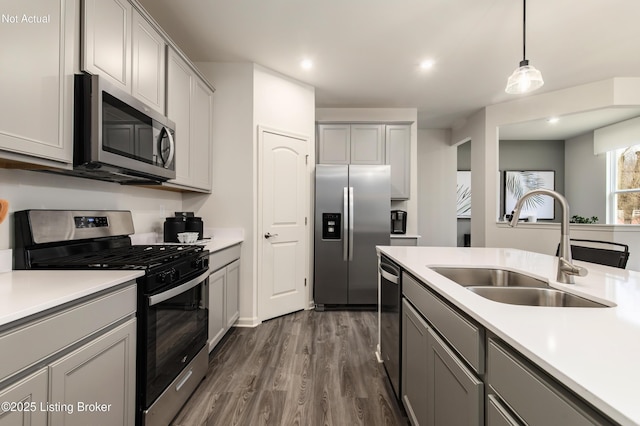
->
{"left": 317, "top": 124, "right": 350, "bottom": 164}
{"left": 350, "top": 124, "right": 385, "bottom": 164}
{"left": 317, "top": 124, "right": 385, "bottom": 165}
{"left": 386, "top": 124, "right": 411, "bottom": 199}
{"left": 317, "top": 123, "right": 411, "bottom": 199}
{"left": 131, "top": 9, "right": 166, "bottom": 114}
{"left": 83, "top": 0, "right": 132, "bottom": 90}
{"left": 0, "top": 0, "right": 75, "bottom": 167}
{"left": 83, "top": 0, "right": 166, "bottom": 114}
{"left": 166, "top": 48, "right": 213, "bottom": 192}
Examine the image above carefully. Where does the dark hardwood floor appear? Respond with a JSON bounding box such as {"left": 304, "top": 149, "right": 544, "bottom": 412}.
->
{"left": 171, "top": 309, "right": 408, "bottom": 426}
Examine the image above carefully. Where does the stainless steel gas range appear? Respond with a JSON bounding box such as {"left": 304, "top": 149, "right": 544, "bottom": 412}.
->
{"left": 14, "top": 210, "right": 209, "bottom": 426}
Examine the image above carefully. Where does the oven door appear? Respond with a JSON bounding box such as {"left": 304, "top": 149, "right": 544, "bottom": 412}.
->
{"left": 142, "top": 270, "right": 208, "bottom": 408}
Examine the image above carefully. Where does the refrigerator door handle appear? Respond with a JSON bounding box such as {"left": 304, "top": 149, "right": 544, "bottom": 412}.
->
{"left": 349, "top": 186, "right": 354, "bottom": 261}
{"left": 343, "top": 187, "right": 349, "bottom": 261}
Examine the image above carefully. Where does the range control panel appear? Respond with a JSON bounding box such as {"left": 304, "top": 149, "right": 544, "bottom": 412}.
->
{"left": 74, "top": 216, "right": 109, "bottom": 228}
{"left": 322, "top": 213, "right": 341, "bottom": 240}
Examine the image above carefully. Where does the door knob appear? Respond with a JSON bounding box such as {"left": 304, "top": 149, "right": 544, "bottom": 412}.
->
{"left": 264, "top": 232, "right": 279, "bottom": 239}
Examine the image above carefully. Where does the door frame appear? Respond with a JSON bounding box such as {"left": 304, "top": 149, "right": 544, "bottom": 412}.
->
{"left": 256, "top": 125, "right": 311, "bottom": 322}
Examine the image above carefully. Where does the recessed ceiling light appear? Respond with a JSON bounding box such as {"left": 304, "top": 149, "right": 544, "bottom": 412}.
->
{"left": 300, "top": 59, "right": 313, "bottom": 70}
{"left": 419, "top": 59, "right": 435, "bottom": 70}
{"left": 547, "top": 117, "right": 560, "bottom": 124}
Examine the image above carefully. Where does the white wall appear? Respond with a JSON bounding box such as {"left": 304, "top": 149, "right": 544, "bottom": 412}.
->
{"left": 0, "top": 168, "right": 182, "bottom": 251}
{"left": 315, "top": 108, "right": 419, "bottom": 236}
{"left": 417, "top": 129, "right": 456, "bottom": 246}
{"left": 187, "top": 62, "right": 315, "bottom": 325}
{"left": 452, "top": 78, "right": 640, "bottom": 271}
{"left": 565, "top": 132, "right": 607, "bottom": 222}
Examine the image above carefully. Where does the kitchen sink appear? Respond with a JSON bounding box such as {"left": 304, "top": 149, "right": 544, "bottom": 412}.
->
{"left": 466, "top": 287, "right": 609, "bottom": 308}
{"left": 430, "top": 267, "right": 548, "bottom": 288}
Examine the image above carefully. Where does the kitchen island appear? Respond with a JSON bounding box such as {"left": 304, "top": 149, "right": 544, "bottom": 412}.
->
{"left": 378, "top": 246, "right": 640, "bottom": 426}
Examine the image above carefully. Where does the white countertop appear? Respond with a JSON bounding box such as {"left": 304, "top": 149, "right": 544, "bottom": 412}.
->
{"left": 377, "top": 246, "right": 640, "bottom": 426}
{"left": 203, "top": 237, "right": 243, "bottom": 253}
{"left": 0, "top": 270, "right": 143, "bottom": 328}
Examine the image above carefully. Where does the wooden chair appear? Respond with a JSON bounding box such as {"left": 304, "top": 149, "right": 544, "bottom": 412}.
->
{"left": 555, "top": 239, "right": 630, "bottom": 269}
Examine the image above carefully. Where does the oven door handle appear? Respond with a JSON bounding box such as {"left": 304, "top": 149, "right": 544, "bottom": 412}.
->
{"left": 149, "top": 269, "right": 210, "bottom": 306}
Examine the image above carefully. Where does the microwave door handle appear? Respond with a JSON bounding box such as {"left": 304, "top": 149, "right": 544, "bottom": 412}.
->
{"left": 163, "top": 127, "right": 175, "bottom": 169}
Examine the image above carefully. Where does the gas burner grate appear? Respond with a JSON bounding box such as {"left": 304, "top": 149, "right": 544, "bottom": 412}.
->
{"left": 33, "top": 244, "right": 204, "bottom": 270}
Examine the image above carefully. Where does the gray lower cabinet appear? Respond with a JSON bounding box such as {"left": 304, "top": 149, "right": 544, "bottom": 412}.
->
{"left": 0, "top": 369, "right": 48, "bottom": 426}
{"left": 0, "top": 282, "right": 137, "bottom": 426}
{"left": 402, "top": 281, "right": 483, "bottom": 426}
{"left": 398, "top": 268, "right": 618, "bottom": 426}
{"left": 402, "top": 299, "right": 430, "bottom": 426}
{"left": 49, "top": 319, "right": 137, "bottom": 426}
{"left": 207, "top": 245, "right": 241, "bottom": 352}
{"left": 207, "top": 267, "right": 227, "bottom": 351}
{"left": 487, "top": 338, "right": 614, "bottom": 426}
{"left": 426, "top": 328, "right": 483, "bottom": 426}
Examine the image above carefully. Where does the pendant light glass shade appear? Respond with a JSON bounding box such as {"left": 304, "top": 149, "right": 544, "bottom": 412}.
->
{"left": 505, "top": 0, "right": 544, "bottom": 94}
{"left": 505, "top": 59, "right": 544, "bottom": 94}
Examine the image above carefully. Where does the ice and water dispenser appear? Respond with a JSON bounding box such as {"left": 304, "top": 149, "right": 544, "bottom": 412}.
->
{"left": 322, "top": 213, "right": 341, "bottom": 240}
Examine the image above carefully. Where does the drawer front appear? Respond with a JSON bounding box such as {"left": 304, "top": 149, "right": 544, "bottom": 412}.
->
{"left": 487, "top": 339, "right": 612, "bottom": 426}
{"left": 0, "top": 283, "right": 136, "bottom": 382}
{"left": 403, "top": 272, "right": 484, "bottom": 373}
{"left": 209, "top": 244, "right": 241, "bottom": 272}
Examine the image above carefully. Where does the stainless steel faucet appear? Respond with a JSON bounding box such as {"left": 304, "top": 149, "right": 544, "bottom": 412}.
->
{"left": 508, "top": 188, "right": 588, "bottom": 284}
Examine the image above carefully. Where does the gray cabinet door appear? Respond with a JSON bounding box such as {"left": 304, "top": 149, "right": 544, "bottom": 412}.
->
{"left": 49, "top": 319, "right": 136, "bottom": 426}
{"left": 317, "top": 124, "right": 350, "bottom": 164}
{"left": 0, "top": 368, "right": 47, "bottom": 426}
{"left": 350, "top": 124, "right": 385, "bottom": 164}
{"left": 402, "top": 299, "right": 429, "bottom": 426}
{"left": 83, "top": 0, "right": 132, "bottom": 91}
{"left": 208, "top": 268, "right": 227, "bottom": 352}
{"left": 225, "top": 260, "right": 240, "bottom": 327}
{"left": 0, "top": 0, "right": 74, "bottom": 166}
{"left": 426, "top": 328, "right": 483, "bottom": 426}
{"left": 386, "top": 124, "right": 411, "bottom": 199}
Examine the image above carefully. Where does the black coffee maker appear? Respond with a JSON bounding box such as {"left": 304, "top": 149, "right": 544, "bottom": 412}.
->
{"left": 390, "top": 210, "right": 407, "bottom": 234}
{"left": 164, "top": 212, "right": 204, "bottom": 242}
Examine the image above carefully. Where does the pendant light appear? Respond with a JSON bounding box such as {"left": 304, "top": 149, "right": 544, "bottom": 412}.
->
{"left": 505, "top": 0, "right": 544, "bottom": 94}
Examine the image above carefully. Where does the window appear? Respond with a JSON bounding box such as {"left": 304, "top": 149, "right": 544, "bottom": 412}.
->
{"left": 608, "top": 144, "right": 640, "bottom": 224}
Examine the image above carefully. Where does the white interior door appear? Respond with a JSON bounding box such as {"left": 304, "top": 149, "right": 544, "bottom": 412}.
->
{"left": 258, "top": 127, "right": 309, "bottom": 321}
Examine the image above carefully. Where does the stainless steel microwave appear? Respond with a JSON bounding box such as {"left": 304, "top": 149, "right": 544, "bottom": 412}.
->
{"left": 72, "top": 73, "right": 176, "bottom": 184}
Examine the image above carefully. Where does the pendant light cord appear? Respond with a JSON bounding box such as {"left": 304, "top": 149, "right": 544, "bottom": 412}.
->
{"left": 522, "top": 0, "right": 527, "bottom": 62}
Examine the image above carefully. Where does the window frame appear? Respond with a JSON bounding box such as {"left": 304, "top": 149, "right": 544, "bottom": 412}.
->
{"left": 607, "top": 145, "right": 640, "bottom": 224}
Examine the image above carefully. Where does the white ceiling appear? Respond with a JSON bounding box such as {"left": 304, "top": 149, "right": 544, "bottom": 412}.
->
{"left": 138, "top": 0, "right": 640, "bottom": 134}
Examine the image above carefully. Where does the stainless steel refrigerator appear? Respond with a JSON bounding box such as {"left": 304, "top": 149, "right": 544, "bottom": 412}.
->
{"left": 314, "top": 164, "right": 390, "bottom": 306}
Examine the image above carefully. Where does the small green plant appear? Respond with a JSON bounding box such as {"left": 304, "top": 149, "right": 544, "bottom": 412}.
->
{"left": 570, "top": 215, "right": 599, "bottom": 224}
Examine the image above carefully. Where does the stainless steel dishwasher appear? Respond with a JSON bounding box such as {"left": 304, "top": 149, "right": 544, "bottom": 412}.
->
{"left": 379, "top": 254, "right": 401, "bottom": 399}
